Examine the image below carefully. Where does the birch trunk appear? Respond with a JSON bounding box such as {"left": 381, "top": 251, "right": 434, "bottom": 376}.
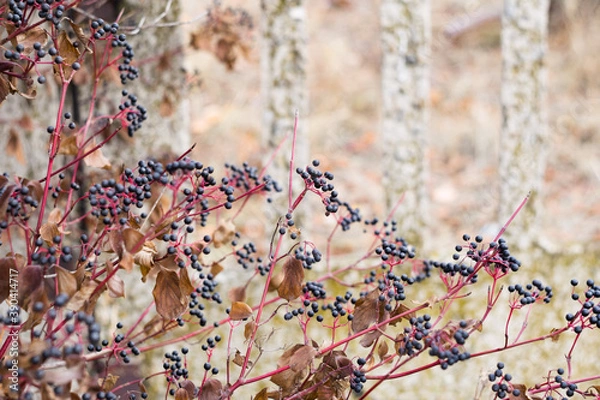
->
{"left": 499, "top": 0, "right": 549, "bottom": 250}
{"left": 380, "top": 0, "right": 431, "bottom": 248}
{"left": 260, "top": 0, "right": 308, "bottom": 222}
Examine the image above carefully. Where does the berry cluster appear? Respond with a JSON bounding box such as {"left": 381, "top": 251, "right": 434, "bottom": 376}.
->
{"left": 508, "top": 279, "right": 553, "bottom": 306}
{"left": 488, "top": 362, "right": 522, "bottom": 399}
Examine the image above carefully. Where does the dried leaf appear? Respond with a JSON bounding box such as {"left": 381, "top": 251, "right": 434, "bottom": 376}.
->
{"left": 54, "top": 30, "right": 81, "bottom": 77}
{"left": 179, "top": 380, "right": 197, "bottom": 399}
{"left": 58, "top": 135, "right": 79, "bottom": 156}
{"left": 18, "top": 264, "right": 44, "bottom": 307}
{"left": 210, "top": 262, "right": 224, "bottom": 277}
{"left": 107, "top": 274, "right": 125, "bottom": 298}
{"left": 26, "top": 179, "right": 43, "bottom": 203}
{"left": 0, "top": 74, "right": 13, "bottom": 104}
{"left": 230, "top": 301, "right": 253, "bottom": 321}
{"left": 153, "top": 269, "right": 187, "bottom": 321}
{"left": 0, "top": 257, "right": 17, "bottom": 303}
{"left": 7, "top": 128, "right": 25, "bottom": 164}
{"left": 507, "top": 384, "right": 529, "bottom": 400}
{"left": 232, "top": 349, "right": 251, "bottom": 367}
{"left": 40, "top": 222, "right": 60, "bottom": 245}
{"left": 228, "top": 286, "right": 246, "bottom": 302}
{"left": 84, "top": 141, "right": 111, "bottom": 169}
{"left": 66, "top": 274, "right": 103, "bottom": 313}
{"left": 377, "top": 340, "right": 389, "bottom": 362}
{"left": 42, "top": 359, "right": 84, "bottom": 385}
{"left": 48, "top": 208, "right": 63, "bottom": 224}
{"left": 198, "top": 378, "right": 222, "bottom": 400}
{"left": 102, "top": 374, "right": 119, "bottom": 391}
{"left": 134, "top": 241, "right": 157, "bottom": 270}
{"left": 277, "top": 256, "right": 304, "bottom": 301}
{"left": 180, "top": 267, "right": 196, "bottom": 296}
{"left": 389, "top": 303, "right": 416, "bottom": 326}
{"left": 244, "top": 321, "right": 256, "bottom": 340}
{"left": 123, "top": 228, "right": 144, "bottom": 253}
{"left": 142, "top": 314, "right": 163, "bottom": 336}
{"left": 67, "top": 19, "right": 92, "bottom": 53}
{"left": 268, "top": 272, "right": 283, "bottom": 292}
{"left": 288, "top": 345, "right": 317, "bottom": 372}
{"left": 549, "top": 328, "right": 562, "bottom": 342}
{"left": 16, "top": 26, "right": 48, "bottom": 55}
{"left": 253, "top": 388, "right": 268, "bottom": 400}
{"left": 0, "top": 183, "right": 16, "bottom": 220}
{"left": 119, "top": 251, "right": 134, "bottom": 272}
{"left": 174, "top": 388, "right": 190, "bottom": 400}
{"left": 213, "top": 219, "right": 235, "bottom": 248}
{"left": 351, "top": 290, "right": 380, "bottom": 333}
{"left": 55, "top": 265, "right": 78, "bottom": 298}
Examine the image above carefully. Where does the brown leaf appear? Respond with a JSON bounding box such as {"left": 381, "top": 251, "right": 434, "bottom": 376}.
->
{"left": 377, "top": 340, "right": 389, "bottom": 362}
{"left": 213, "top": 219, "right": 235, "bottom": 248}
{"left": 550, "top": 328, "right": 562, "bottom": 342}
{"left": 0, "top": 183, "right": 16, "bottom": 220}
{"left": 66, "top": 274, "right": 104, "bottom": 313}
{"left": 288, "top": 345, "right": 317, "bottom": 372}
{"left": 174, "top": 388, "right": 190, "bottom": 400}
{"left": 107, "top": 274, "right": 125, "bottom": 298}
{"left": 16, "top": 26, "right": 48, "bottom": 55}
{"left": 230, "top": 301, "right": 253, "bottom": 321}
{"left": 351, "top": 290, "right": 380, "bottom": 333}
{"left": 40, "top": 223, "right": 61, "bottom": 247}
{"left": 232, "top": 349, "right": 251, "bottom": 367}
{"left": 55, "top": 265, "right": 78, "bottom": 298}
{"left": 277, "top": 256, "right": 304, "bottom": 301}
{"left": 102, "top": 374, "right": 119, "bottom": 391}
{"left": 507, "top": 384, "right": 529, "bottom": 400}
{"left": 108, "top": 230, "right": 124, "bottom": 257}
{"left": 48, "top": 208, "right": 63, "bottom": 225}
{"left": 253, "top": 388, "right": 268, "bottom": 400}
{"left": 83, "top": 141, "right": 111, "bottom": 169}
{"left": 268, "top": 272, "right": 283, "bottom": 292}
{"left": 0, "top": 74, "right": 13, "bottom": 104}
{"left": 179, "top": 380, "right": 197, "bottom": 399}
{"left": 389, "top": 303, "right": 416, "bottom": 326}
{"left": 228, "top": 286, "right": 246, "bottom": 302}
{"left": 58, "top": 135, "right": 79, "bottom": 156}
{"left": 134, "top": 241, "right": 157, "bottom": 270}
{"left": 26, "top": 179, "right": 43, "bottom": 204}
{"left": 210, "top": 262, "right": 224, "bottom": 277}
{"left": 67, "top": 19, "right": 92, "bottom": 53}
{"left": 54, "top": 30, "right": 81, "bottom": 78}
{"left": 119, "top": 251, "right": 134, "bottom": 272}
{"left": 244, "top": 321, "right": 256, "bottom": 340}
{"left": 7, "top": 128, "right": 25, "bottom": 164}
{"left": 123, "top": 228, "right": 144, "bottom": 253}
{"left": 153, "top": 269, "right": 187, "bottom": 321}
{"left": 0, "top": 257, "right": 17, "bottom": 303}
{"left": 179, "top": 267, "right": 196, "bottom": 296}
{"left": 198, "top": 378, "right": 222, "bottom": 400}
{"left": 18, "top": 264, "right": 44, "bottom": 307}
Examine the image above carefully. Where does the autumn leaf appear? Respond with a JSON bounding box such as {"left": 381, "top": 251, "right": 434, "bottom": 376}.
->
{"left": 228, "top": 286, "right": 246, "bottom": 302}
{"left": 244, "top": 321, "right": 256, "bottom": 340}
{"left": 83, "top": 140, "right": 111, "bottom": 169}
{"left": 288, "top": 344, "right": 317, "bottom": 372}
{"left": 54, "top": 30, "right": 81, "bottom": 78}
{"left": 67, "top": 19, "right": 92, "bottom": 53}
{"left": 123, "top": 228, "right": 144, "bottom": 253}
{"left": 377, "top": 340, "right": 389, "bottom": 362}
{"left": 18, "top": 264, "right": 44, "bottom": 307}
{"left": 58, "top": 135, "right": 79, "bottom": 156}
{"left": 153, "top": 269, "right": 187, "bottom": 321}
{"left": 16, "top": 26, "right": 48, "bottom": 55}
{"left": 198, "top": 379, "right": 222, "bottom": 400}
{"left": 277, "top": 256, "right": 304, "bottom": 301}
{"left": 7, "top": 128, "right": 25, "bottom": 164}
{"left": 179, "top": 267, "right": 196, "bottom": 296}
{"left": 229, "top": 301, "right": 253, "bottom": 321}
{"left": 210, "top": 262, "right": 224, "bottom": 277}
{"left": 107, "top": 274, "right": 125, "bottom": 298}
{"left": 134, "top": 241, "right": 158, "bottom": 271}
{"left": 55, "top": 265, "right": 78, "bottom": 298}
{"left": 351, "top": 290, "right": 380, "bottom": 333}
{"left": 213, "top": 219, "right": 235, "bottom": 248}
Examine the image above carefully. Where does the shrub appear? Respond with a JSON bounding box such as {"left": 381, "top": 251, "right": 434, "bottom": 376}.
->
{"left": 0, "top": 2, "right": 599, "bottom": 400}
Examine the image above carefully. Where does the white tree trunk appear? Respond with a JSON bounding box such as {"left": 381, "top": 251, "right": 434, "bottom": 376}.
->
{"left": 499, "top": 0, "right": 549, "bottom": 249}
{"left": 380, "top": 0, "right": 431, "bottom": 248}
{"left": 260, "top": 0, "right": 308, "bottom": 220}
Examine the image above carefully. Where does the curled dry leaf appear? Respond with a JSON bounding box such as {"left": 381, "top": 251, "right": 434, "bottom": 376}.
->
{"left": 198, "top": 378, "right": 222, "bottom": 400}
{"left": 102, "top": 374, "right": 119, "bottom": 391}
{"left": 107, "top": 274, "right": 125, "bottom": 298}
{"left": 244, "top": 321, "right": 256, "bottom": 340}
{"left": 179, "top": 380, "right": 197, "bottom": 399}
{"left": 54, "top": 30, "right": 81, "bottom": 78}
{"left": 277, "top": 256, "right": 304, "bottom": 301}
{"left": 66, "top": 274, "right": 104, "bottom": 313}
{"left": 232, "top": 349, "right": 251, "bottom": 367}
{"left": 377, "top": 340, "right": 389, "bottom": 362}
{"left": 268, "top": 271, "right": 283, "bottom": 292}
{"left": 288, "top": 345, "right": 317, "bottom": 372}
{"left": 180, "top": 267, "right": 196, "bottom": 296}
{"left": 174, "top": 388, "right": 190, "bottom": 400}
{"left": 40, "top": 222, "right": 61, "bottom": 245}
{"left": 84, "top": 140, "right": 111, "bottom": 169}
{"left": 507, "top": 384, "right": 529, "bottom": 400}
{"left": 119, "top": 251, "right": 134, "bottom": 273}
{"left": 389, "top": 303, "right": 416, "bottom": 326}
{"left": 16, "top": 26, "right": 48, "bottom": 55}
{"left": 58, "top": 135, "right": 79, "bottom": 156}
{"left": 213, "top": 219, "right": 235, "bottom": 248}
{"left": 229, "top": 301, "right": 253, "bottom": 321}
{"left": 210, "top": 262, "right": 224, "bottom": 277}
{"left": 123, "top": 228, "right": 144, "bottom": 253}
{"left": 152, "top": 269, "right": 187, "bottom": 321}
{"left": 228, "top": 285, "right": 246, "bottom": 302}
{"left": 134, "top": 241, "right": 158, "bottom": 270}
{"left": 351, "top": 290, "right": 389, "bottom": 347}
{"left": 270, "top": 344, "right": 314, "bottom": 395}
{"left": 18, "top": 264, "right": 43, "bottom": 307}
{"left": 67, "top": 19, "right": 92, "bottom": 53}
{"left": 55, "top": 265, "right": 78, "bottom": 298}
{"left": 7, "top": 128, "right": 25, "bottom": 165}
